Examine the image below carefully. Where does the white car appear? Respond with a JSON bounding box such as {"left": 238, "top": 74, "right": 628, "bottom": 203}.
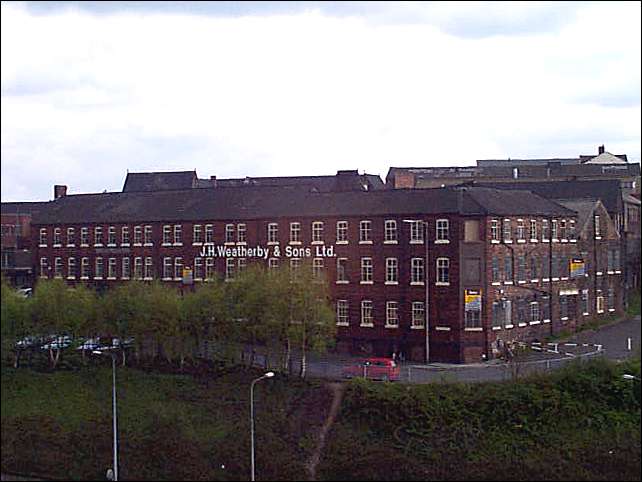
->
{"left": 76, "top": 338, "right": 101, "bottom": 351}
{"left": 41, "top": 335, "right": 72, "bottom": 350}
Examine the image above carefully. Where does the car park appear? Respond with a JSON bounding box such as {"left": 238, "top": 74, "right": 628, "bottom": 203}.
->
{"left": 341, "top": 357, "right": 400, "bottom": 381}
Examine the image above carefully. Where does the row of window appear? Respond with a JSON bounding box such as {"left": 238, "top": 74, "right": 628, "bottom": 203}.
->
{"left": 490, "top": 289, "right": 616, "bottom": 329}
{"left": 490, "top": 218, "right": 577, "bottom": 243}
{"left": 38, "top": 219, "right": 453, "bottom": 247}
{"left": 39, "top": 255, "right": 452, "bottom": 286}
{"left": 336, "top": 300, "right": 426, "bottom": 328}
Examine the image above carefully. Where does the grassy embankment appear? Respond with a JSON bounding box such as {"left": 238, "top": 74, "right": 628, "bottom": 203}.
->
{"left": 2, "top": 356, "right": 640, "bottom": 481}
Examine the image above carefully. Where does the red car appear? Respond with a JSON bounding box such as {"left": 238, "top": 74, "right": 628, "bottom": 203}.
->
{"left": 342, "top": 357, "right": 400, "bottom": 381}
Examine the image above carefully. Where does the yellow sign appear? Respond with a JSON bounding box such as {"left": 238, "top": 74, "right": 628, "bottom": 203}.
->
{"left": 570, "top": 259, "right": 585, "bottom": 278}
{"left": 465, "top": 289, "right": 482, "bottom": 311}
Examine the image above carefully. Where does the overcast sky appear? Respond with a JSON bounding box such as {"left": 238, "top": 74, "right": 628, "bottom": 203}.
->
{"left": 1, "top": 1, "right": 640, "bottom": 201}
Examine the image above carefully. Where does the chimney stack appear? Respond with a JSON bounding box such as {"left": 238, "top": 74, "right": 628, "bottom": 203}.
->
{"left": 598, "top": 145, "right": 605, "bottom": 155}
{"left": 54, "top": 185, "right": 67, "bottom": 199}
{"left": 210, "top": 175, "right": 217, "bottom": 187}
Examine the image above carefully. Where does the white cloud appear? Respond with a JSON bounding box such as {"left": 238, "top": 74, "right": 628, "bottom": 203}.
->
{"left": 1, "top": 1, "right": 640, "bottom": 201}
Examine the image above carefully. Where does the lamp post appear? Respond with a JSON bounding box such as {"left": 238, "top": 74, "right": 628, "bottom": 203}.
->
{"left": 93, "top": 350, "right": 118, "bottom": 481}
{"left": 250, "top": 372, "right": 274, "bottom": 482}
{"left": 403, "top": 219, "right": 430, "bottom": 363}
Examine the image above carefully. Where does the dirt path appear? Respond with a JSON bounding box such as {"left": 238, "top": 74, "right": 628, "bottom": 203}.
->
{"left": 305, "top": 382, "right": 346, "bottom": 481}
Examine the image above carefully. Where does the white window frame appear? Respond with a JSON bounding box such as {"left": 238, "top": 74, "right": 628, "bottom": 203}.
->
{"left": 53, "top": 228, "right": 61, "bottom": 247}
{"left": 121, "top": 226, "right": 130, "bottom": 246}
{"left": 384, "top": 220, "right": 397, "bottom": 244}
{"left": 336, "top": 300, "right": 349, "bottom": 326}
{"left": 289, "top": 222, "right": 301, "bottom": 244}
{"left": 205, "top": 224, "right": 214, "bottom": 244}
{"left": 237, "top": 223, "right": 247, "bottom": 244}
{"left": 133, "top": 257, "right": 143, "bottom": 280}
{"left": 144, "top": 225, "right": 153, "bottom": 246}
{"left": 360, "top": 257, "right": 373, "bottom": 284}
{"left": 94, "top": 257, "right": 104, "bottom": 279}
{"left": 411, "top": 257, "right": 425, "bottom": 285}
{"left": 163, "top": 257, "right": 173, "bottom": 280}
{"left": 163, "top": 225, "right": 172, "bottom": 245}
{"left": 67, "top": 227, "right": 75, "bottom": 247}
{"left": 173, "top": 225, "right": 183, "bottom": 246}
{"left": 411, "top": 301, "right": 425, "bottom": 329}
{"left": 194, "top": 257, "right": 203, "bottom": 280}
{"left": 359, "top": 220, "right": 372, "bottom": 244}
{"left": 336, "top": 221, "right": 348, "bottom": 244}
{"left": 267, "top": 223, "right": 278, "bottom": 244}
{"left": 436, "top": 257, "right": 450, "bottom": 285}
{"left": 94, "top": 226, "right": 103, "bottom": 247}
{"left": 385, "top": 257, "right": 398, "bottom": 284}
{"left": 312, "top": 221, "right": 324, "bottom": 244}
{"left": 133, "top": 226, "right": 142, "bottom": 246}
{"left": 40, "top": 257, "right": 48, "bottom": 277}
{"left": 360, "top": 300, "right": 373, "bottom": 327}
{"left": 435, "top": 219, "right": 449, "bottom": 243}
{"left": 336, "top": 257, "right": 349, "bottom": 284}
{"left": 81, "top": 227, "right": 89, "bottom": 247}
{"left": 81, "top": 257, "right": 90, "bottom": 279}
{"left": 386, "top": 301, "right": 399, "bottom": 328}
{"left": 67, "top": 257, "right": 76, "bottom": 279}
{"left": 108, "top": 226, "right": 117, "bottom": 246}
{"left": 193, "top": 224, "right": 203, "bottom": 245}
{"left": 54, "top": 257, "right": 63, "bottom": 278}
{"left": 122, "top": 257, "right": 130, "bottom": 279}
{"left": 39, "top": 228, "right": 47, "bottom": 247}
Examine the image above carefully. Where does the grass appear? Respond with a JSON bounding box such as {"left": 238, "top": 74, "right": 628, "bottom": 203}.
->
{"left": 627, "top": 289, "right": 641, "bottom": 317}
{"left": 2, "top": 357, "right": 641, "bottom": 481}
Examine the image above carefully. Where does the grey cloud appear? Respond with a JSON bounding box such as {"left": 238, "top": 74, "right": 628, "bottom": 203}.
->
{"left": 19, "top": 1, "right": 582, "bottom": 38}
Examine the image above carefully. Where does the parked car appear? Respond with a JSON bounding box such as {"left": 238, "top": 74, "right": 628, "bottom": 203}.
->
{"left": 15, "top": 335, "right": 41, "bottom": 349}
{"left": 342, "top": 357, "right": 400, "bottom": 381}
{"left": 76, "top": 337, "right": 102, "bottom": 351}
{"left": 17, "top": 288, "right": 33, "bottom": 298}
{"left": 41, "top": 335, "right": 72, "bottom": 350}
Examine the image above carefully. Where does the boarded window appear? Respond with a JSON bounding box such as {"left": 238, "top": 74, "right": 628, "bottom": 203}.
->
{"left": 464, "top": 220, "right": 480, "bottom": 242}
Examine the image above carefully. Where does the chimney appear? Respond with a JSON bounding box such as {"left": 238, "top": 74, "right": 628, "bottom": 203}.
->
{"left": 598, "top": 145, "right": 605, "bottom": 155}
{"left": 54, "top": 185, "right": 67, "bottom": 199}
{"left": 210, "top": 175, "right": 217, "bottom": 187}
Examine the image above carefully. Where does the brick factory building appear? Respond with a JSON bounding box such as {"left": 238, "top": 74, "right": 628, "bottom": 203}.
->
{"left": 25, "top": 169, "right": 624, "bottom": 363}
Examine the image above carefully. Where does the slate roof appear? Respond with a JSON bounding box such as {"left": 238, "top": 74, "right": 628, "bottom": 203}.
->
{"left": 30, "top": 186, "right": 574, "bottom": 225}
{"left": 1, "top": 201, "right": 50, "bottom": 215}
{"left": 471, "top": 180, "right": 623, "bottom": 214}
{"left": 556, "top": 199, "right": 601, "bottom": 238}
{"left": 122, "top": 171, "right": 198, "bottom": 192}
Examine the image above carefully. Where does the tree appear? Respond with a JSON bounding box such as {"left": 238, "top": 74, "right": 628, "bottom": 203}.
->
{"left": 1, "top": 277, "right": 33, "bottom": 368}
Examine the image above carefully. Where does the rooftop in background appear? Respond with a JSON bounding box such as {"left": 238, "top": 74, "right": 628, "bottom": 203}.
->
{"left": 476, "top": 145, "right": 628, "bottom": 167}
{"left": 1, "top": 201, "right": 50, "bottom": 215}
{"left": 123, "top": 169, "right": 385, "bottom": 193}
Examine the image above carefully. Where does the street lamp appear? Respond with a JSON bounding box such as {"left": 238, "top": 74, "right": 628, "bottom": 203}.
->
{"left": 403, "top": 219, "right": 430, "bottom": 363}
{"left": 93, "top": 350, "right": 119, "bottom": 481}
{"left": 250, "top": 371, "right": 274, "bottom": 482}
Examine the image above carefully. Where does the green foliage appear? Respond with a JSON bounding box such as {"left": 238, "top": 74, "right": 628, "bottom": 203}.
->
{"left": 627, "top": 289, "right": 641, "bottom": 317}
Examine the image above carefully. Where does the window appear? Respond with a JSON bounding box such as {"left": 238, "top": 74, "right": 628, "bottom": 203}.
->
{"left": 542, "top": 255, "right": 550, "bottom": 280}
{"left": 503, "top": 219, "right": 512, "bottom": 242}
{"left": 436, "top": 258, "right": 450, "bottom": 284}
{"left": 504, "top": 256, "right": 512, "bottom": 282}
{"left": 517, "top": 220, "right": 525, "bottom": 241}
{"left": 174, "top": 257, "right": 183, "bottom": 279}
{"left": 336, "top": 221, "right": 348, "bottom": 243}
{"left": 490, "top": 219, "right": 500, "bottom": 241}
{"left": 108, "top": 226, "right": 116, "bottom": 246}
{"left": 81, "top": 227, "right": 89, "bottom": 246}
{"left": 205, "top": 224, "right": 214, "bottom": 244}
{"left": 134, "top": 257, "right": 143, "bottom": 279}
{"left": 268, "top": 258, "right": 279, "bottom": 270}
{"left": 312, "top": 222, "right": 324, "bottom": 243}
{"left": 206, "top": 258, "right": 215, "bottom": 280}
{"left": 361, "top": 257, "right": 373, "bottom": 283}
{"left": 530, "top": 256, "right": 538, "bottom": 280}
{"left": 386, "top": 258, "right": 398, "bottom": 284}
{"left": 144, "top": 225, "right": 153, "bottom": 245}
{"left": 54, "top": 257, "right": 63, "bottom": 278}
{"left": 238, "top": 257, "right": 247, "bottom": 274}
{"left": 290, "top": 222, "right": 301, "bottom": 243}
{"left": 95, "top": 227, "right": 103, "bottom": 246}
{"left": 313, "top": 258, "right": 324, "bottom": 279}
{"left": 569, "top": 220, "right": 576, "bottom": 240}
{"left": 359, "top": 220, "right": 372, "bottom": 243}
{"left": 581, "top": 289, "right": 589, "bottom": 315}
{"left": 174, "top": 225, "right": 182, "bottom": 245}
{"left": 226, "top": 258, "right": 235, "bottom": 280}
{"left": 53, "top": 228, "right": 61, "bottom": 246}
{"left": 559, "top": 220, "right": 567, "bottom": 240}
{"left": 384, "top": 220, "right": 397, "bottom": 243}
{"left": 133, "top": 226, "right": 142, "bottom": 245}
{"left": 40, "top": 257, "right": 48, "bottom": 277}
{"left": 337, "top": 300, "right": 349, "bottom": 326}
{"left": 267, "top": 223, "right": 278, "bottom": 243}
{"left": 542, "top": 220, "right": 549, "bottom": 241}
{"left": 559, "top": 295, "right": 568, "bottom": 319}
{"left": 95, "top": 257, "right": 104, "bottom": 279}
{"left": 163, "top": 257, "right": 173, "bottom": 279}
{"left": 492, "top": 301, "right": 503, "bottom": 328}
{"left": 193, "top": 225, "right": 203, "bottom": 244}
{"left": 121, "top": 226, "right": 130, "bottom": 245}
{"left": 607, "top": 287, "right": 615, "bottom": 311}
{"left": 465, "top": 303, "right": 481, "bottom": 328}
{"left": 436, "top": 219, "right": 449, "bottom": 242}
{"left": 492, "top": 256, "right": 500, "bottom": 282}
{"left": 193, "top": 257, "right": 203, "bottom": 279}
{"left": 517, "top": 256, "right": 526, "bottom": 282}
{"left": 551, "top": 220, "right": 558, "bottom": 240}
{"left": 412, "top": 302, "right": 425, "bottom": 328}
{"left": 67, "top": 257, "right": 76, "bottom": 279}
{"left": 122, "top": 257, "right": 130, "bottom": 279}
{"left": 596, "top": 291, "right": 604, "bottom": 313}
{"left": 144, "top": 257, "right": 153, "bottom": 279}
{"left": 386, "top": 301, "right": 399, "bottom": 327}
{"left": 530, "top": 220, "right": 537, "bottom": 240}
{"left": 289, "top": 258, "right": 301, "bottom": 279}
{"left": 361, "top": 300, "right": 373, "bottom": 326}
{"left": 237, "top": 224, "right": 246, "bottom": 244}
{"left": 504, "top": 300, "right": 512, "bottom": 327}
{"left": 225, "top": 224, "right": 235, "bottom": 243}
{"left": 67, "top": 227, "right": 75, "bottom": 246}
{"left": 530, "top": 302, "right": 540, "bottom": 322}
{"left": 594, "top": 215, "right": 601, "bottom": 238}
{"left": 412, "top": 258, "right": 425, "bottom": 284}
{"left": 337, "top": 258, "right": 348, "bottom": 283}
{"left": 410, "top": 220, "right": 424, "bottom": 243}
{"left": 163, "top": 225, "right": 172, "bottom": 245}
{"left": 108, "top": 258, "right": 117, "bottom": 279}
{"left": 81, "top": 257, "right": 90, "bottom": 279}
